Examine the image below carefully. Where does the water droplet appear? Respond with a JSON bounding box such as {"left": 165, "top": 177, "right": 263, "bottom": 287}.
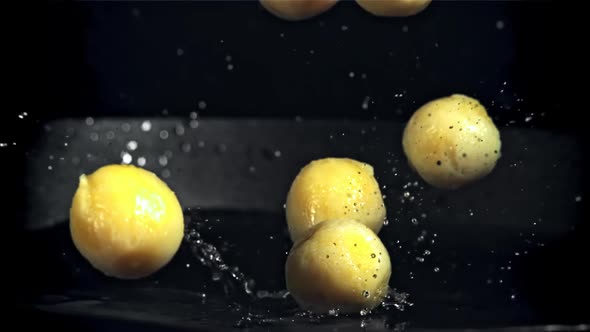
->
{"left": 416, "top": 257, "right": 424, "bottom": 263}
{"left": 126, "top": 140, "right": 138, "bottom": 151}
{"left": 90, "top": 133, "right": 99, "bottom": 141}
{"left": 161, "top": 169, "right": 171, "bottom": 178}
{"left": 421, "top": 213, "right": 427, "bottom": 219}
{"left": 348, "top": 71, "right": 355, "bottom": 78}
{"left": 137, "top": 156, "right": 146, "bottom": 166}
{"left": 362, "top": 290, "right": 370, "bottom": 298}
{"left": 141, "top": 120, "right": 152, "bottom": 132}
{"left": 85, "top": 117, "right": 94, "bottom": 126}
{"left": 158, "top": 155, "right": 168, "bottom": 166}
{"left": 216, "top": 144, "right": 227, "bottom": 154}
{"left": 159, "top": 130, "right": 169, "bottom": 140}
{"left": 328, "top": 308, "right": 339, "bottom": 317}
{"left": 411, "top": 218, "right": 418, "bottom": 225}
{"left": 341, "top": 25, "right": 348, "bottom": 31}
{"left": 361, "top": 96, "right": 370, "bottom": 110}
{"left": 175, "top": 124, "right": 185, "bottom": 136}
{"left": 121, "top": 122, "right": 131, "bottom": 132}
{"left": 198, "top": 141, "right": 205, "bottom": 148}
{"left": 106, "top": 131, "right": 115, "bottom": 140}
{"left": 181, "top": 142, "right": 191, "bottom": 153}
{"left": 434, "top": 267, "right": 440, "bottom": 272}
{"left": 186, "top": 263, "right": 190, "bottom": 268}
{"left": 212, "top": 271, "right": 222, "bottom": 281}
{"left": 496, "top": 20, "right": 505, "bottom": 30}
{"left": 511, "top": 294, "right": 516, "bottom": 300}
{"left": 514, "top": 252, "right": 520, "bottom": 256}
{"left": 176, "top": 48, "right": 184, "bottom": 56}
{"left": 225, "top": 55, "right": 232, "bottom": 62}
{"left": 273, "top": 150, "right": 281, "bottom": 158}
{"left": 227, "top": 64, "right": 234, "bottom": 71}
{"left": 524, "top": 115, "right": 533, "bottom": 122}
{"left": 190, "top": 120, "right": 199, "bottom": 129}
{"left": 575, "top": 195, "right": 582, "bottom": 202}
{"left": 383, "top": 219, "right": 389, "bottom": 226}
{"left": 402, "top": 25, "right": 409, "bottom": 32}
{"left": 121, "top": 152, "right": 132, "bottom": 164}
{"left": 47, "top": 165, "right": 53, "bottom": 170}
{"left": 403, "top": 191, "right": 410, "bottom": 198}
{"left": 424, "top": 250, "right": 431, "bottom": 256}
{"left": 248, "top": 166, "right": 256, "bottom": 173}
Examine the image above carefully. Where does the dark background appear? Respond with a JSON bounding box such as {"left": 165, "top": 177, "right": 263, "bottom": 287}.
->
{"left": 8, "top": 0, "right": 589, "bottom": 330}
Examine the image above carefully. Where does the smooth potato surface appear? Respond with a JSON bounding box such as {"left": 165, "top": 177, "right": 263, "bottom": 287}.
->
{"left": 356, "top": 0, "right": 431, "bottom": 17}
{"left": 70, "top": 164, "right": 184, "bottom": 279}
{"left": 260, "top": 0, "right": 339, "bottom": 21}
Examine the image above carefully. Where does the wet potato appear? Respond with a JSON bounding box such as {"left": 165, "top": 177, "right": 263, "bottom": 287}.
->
{"left": 402, "top": 94, "right": 502, "bottom": 189}
{"left": 286, "top": 219, "right": 392, "bottom": 313}
{"left": 285, "top": 158, "right": 386, "bottom": 243}
{"left": 70, "top": 164, "right": 184, "bottom": 279}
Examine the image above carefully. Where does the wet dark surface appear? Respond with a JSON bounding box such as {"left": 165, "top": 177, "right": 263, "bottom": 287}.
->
{"left": 21, "top": 119, "right": 589, "bottom": 331}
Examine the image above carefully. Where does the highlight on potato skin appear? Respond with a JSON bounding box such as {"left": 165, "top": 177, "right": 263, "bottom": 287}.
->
{"left": 402, "top": 94, "right": 502, "bottom": 189}
{"left": 356, "top": 0, "right": 431, "bottom": 17}
{"left": 285, "top": 219, "right": 391, "bottom": 313}
{"left": 69, "top": 164, "right": 184, "bottom": 279}
{"left": 260, "top": 0, "right": 339, "bottom": 21}
{"left": 285, "top": 157, "right": 386, "bottom": 243}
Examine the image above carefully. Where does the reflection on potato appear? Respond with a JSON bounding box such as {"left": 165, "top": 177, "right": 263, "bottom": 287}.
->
{"left": 260, "top": 0, "right": 339, "bottom": 21}
{"left": 70, "top": 164, "right": 184, "bottom": 279}
{"left": 356, "top": 0, "right": 431, "bottom": 17}
{"left": 286, "top": 158, "right": 386, "bottom": 243}
{"left": 402, "top": 94, "right": 502, "bottom": 189}
{"left": 286, "top": 219, "right": 391, "bottom": 313}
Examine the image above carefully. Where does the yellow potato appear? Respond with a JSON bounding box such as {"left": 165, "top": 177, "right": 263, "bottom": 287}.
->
{"left": 69, "top": 164, "right": 184, "bottom": 279}
{"left": 356, "top": 0, "right": 431, "bottom": 17}
{"left": 260, "top": 0, "right": 339, "bottom": 21}
{"left": 285, "top": 158, "right": 386, "bottom": 243}
{"left": 286, "top": 219, "right": 391, "bottom": 313}
{"left": 402, "top": 94, "right": 502, "bottom": 189}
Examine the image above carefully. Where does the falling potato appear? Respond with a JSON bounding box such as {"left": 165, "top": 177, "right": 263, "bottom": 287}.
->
{"left": 286, "top": 219, "right": 392, "bottom": 313}
{"left": 69, "top": 164, "right": 184, "bottom": 279}
{"left": 260, "top": 0, "right": 339, "bottom": 21}
{"left": 402, "top": 94, "right": 502, "bottom": 189}
{"left": 356, "top": 0, "right": 431, "bottom": 17}
{"left": 285, "top": 158, "right": 386, "bottom": 243}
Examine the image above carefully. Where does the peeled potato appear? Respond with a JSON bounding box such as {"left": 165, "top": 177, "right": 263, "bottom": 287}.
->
{"left": 402, "top": 94, "right": 502, "bottom": 189}
{"left": 69, "top": 164, "right": 184, "bottom": 279}
{"left": 286, "top": 219, "right": 391, "bottom": 313}
{"left": 285, "top": 158, "right": 386, "bottom": 243}
{"left": 356, "top": 0, "right": 431, "bottom": 17}
{"left": 260, "top": 0, "right": 338, "bottom": 21}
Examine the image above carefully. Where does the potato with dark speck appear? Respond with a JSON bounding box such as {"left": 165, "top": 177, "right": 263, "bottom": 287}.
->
{"left": 402, "top": 94, "right": 501, "bottom": 189}
{"left": 286, "top": 158, "right": 386, "bottom": 243}
{"left": 286, "top": 219, "right": 391, "bottom": 313}
{"left": 356, "top": 0, "right": 431, "bottom": 17}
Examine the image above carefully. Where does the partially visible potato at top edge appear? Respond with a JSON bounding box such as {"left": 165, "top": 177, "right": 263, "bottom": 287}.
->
{"left": 260, "top": 0, "right": 339, "bottom": 21}
{"left": 356, "top": 0, "right": 432, "bottom": 17}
